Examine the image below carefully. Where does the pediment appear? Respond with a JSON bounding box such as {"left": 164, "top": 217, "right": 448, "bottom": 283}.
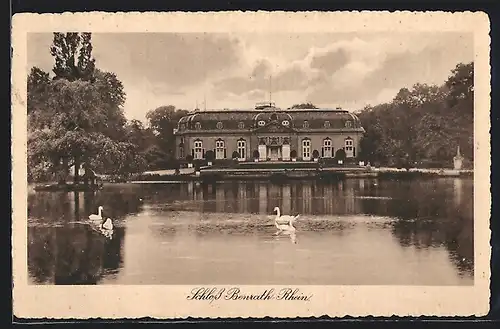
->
{"left": 253, "top": 121, "right": 296, "bottom": 133}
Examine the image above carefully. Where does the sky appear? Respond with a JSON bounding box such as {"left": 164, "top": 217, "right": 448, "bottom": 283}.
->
{"left": 27, "top": 32, "right": 473, "bottom": 122}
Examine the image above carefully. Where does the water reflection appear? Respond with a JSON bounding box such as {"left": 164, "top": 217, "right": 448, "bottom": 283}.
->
{"left": 28, "top": 179, "right": 474, "bottom": 285}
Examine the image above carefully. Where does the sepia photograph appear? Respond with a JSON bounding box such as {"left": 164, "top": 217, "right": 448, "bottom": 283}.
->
{"left": 12, "top": 11, "right": 490, "bottom": 318}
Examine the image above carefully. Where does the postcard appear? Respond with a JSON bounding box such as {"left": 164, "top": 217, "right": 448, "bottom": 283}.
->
{"left": 12, "top": 11, "right": 491, "bottom": 319}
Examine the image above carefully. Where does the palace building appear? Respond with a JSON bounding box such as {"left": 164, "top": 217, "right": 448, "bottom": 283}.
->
{"left": 174, "top": 102, "right": 365, "bottom": 162}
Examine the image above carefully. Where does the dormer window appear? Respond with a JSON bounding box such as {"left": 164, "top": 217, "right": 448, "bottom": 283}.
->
{"left": 270, "top": 113, "right": 278, "bottom": 121}
{"left": 345, "top": 120, "right": 352, "bottom": 128}
{"left": 216, "top": 121, "right": 223, "bottom": 129}
{"left": 180, "top": 123, "right": 186, "bottom": 130}
{"left": 303, "top": 120, "right": 309, "bottom": 128}
{"left": 258, "top": 120, "right": 266, "bottom": 127}
{"left": 324, "top": 121, "right": 331, "bottom": 128}
{"left": 238, "top": 121, "right": 245, "bottom": 129}
{"left": 282, "top": 120, "right": 290, "bottom": 126}
{"left": 195, "top": 122, "right": 202, "bottom": 130}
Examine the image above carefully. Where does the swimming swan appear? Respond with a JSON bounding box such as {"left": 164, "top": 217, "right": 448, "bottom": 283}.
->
{"left": 101, "top": 218, "right": 113, "bottom": 231}
{"left": 273, "top": 206, "right": 299, "bottom": 235}
{"left": 89, "top": 206, "right": 104, "bottom": 220}
{"left": 273, "top": 206, "right": 299, "bottom": 225}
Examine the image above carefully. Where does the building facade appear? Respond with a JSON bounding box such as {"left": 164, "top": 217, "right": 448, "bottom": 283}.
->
{"left": 174, "top": 102, "right": 365, "bottom": 162}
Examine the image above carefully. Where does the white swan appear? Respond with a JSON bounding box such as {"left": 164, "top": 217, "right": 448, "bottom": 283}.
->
{"left": 101, "top": 218, "right": 113, "bottom": 231}
{"left": 89, "top": 206, "right": 103, "bottom": 220}
{"left": 273, "top": 206, "right": 299, "bottom": 237}
{"left": 273, "top": 206, "right": 299, "bottom": 226}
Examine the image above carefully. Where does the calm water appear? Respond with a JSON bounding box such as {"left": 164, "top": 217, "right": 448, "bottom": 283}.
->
{"left": 27, "top": 178, "right": 474, "bottom": 285}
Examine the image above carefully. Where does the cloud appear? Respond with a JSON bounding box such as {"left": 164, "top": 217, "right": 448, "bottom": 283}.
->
{"left": 27, "top": 32, "right": 474, "bottom": 121}
{"left": 305, "top": 32, "right": 474, "bottom": 106}
{"left": 93, "top": 33, "right": 243, "bottom": 91}
{"left": 214, "top": 59, "right": 312, "bottom": 96}
{"left": 310, "top": 48, "right": 349, "bottom": 74}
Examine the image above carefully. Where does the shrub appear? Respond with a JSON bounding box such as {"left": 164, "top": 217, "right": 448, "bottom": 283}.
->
{"left": 312, "top": 149, "right": 320, "bottom": 159}
{"left": 232, "top": 151, "right": 240, "bottom": 159}
{"left": 186, "top": 154, "right": 194, "bottom": 163}
{"left": 253, "top": 150, "right": 260, "bottom": 159}
{"left": 290, "top": 150, "right": 297, "bottom": 158}
{"left": 335, "top": 149, "right": 346, "bottom": 161}
{"left": 205, "top": 150, "right": 214, "bottom": 162}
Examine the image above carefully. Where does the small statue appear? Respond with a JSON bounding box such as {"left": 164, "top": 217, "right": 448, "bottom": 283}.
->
{"left": 453, "top": 146, "right": 464, "bottom": 170}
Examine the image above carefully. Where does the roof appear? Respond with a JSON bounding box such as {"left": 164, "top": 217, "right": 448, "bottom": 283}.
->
{"left": 175, "top": 106, "right": 364, "bottom": 133}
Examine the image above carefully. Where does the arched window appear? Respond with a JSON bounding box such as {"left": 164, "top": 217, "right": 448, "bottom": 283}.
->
{"left": 195, "top": 122, "right": 202, "bottom": 130}
{"left": 215, "top": 139, "right": 226, "bottom": 159}
{"left": 237, "top": 139, "right": 246, "bottom": 160}
{"left": 322, "top": 138, "right": 333, "bottom": 158}
{"left": 303, "top": 120, "right": 309, "bottom": 128}
{"left": 238, "top": 121, "right": 245, "bottom": 129}
{"left": 216, "top": 121, "right": 223, "bottom": 129}
{"left": 193, "top": 140, "right": 203, "bottom": 159}
{"left": 345, "top": 120, "right": 352, "bottom": 128}
{"left": 258, "top": 120, "right": 266, "bottom": 127}
{"left": 324, "top": 121, "right": 331, "bottom": 128}
{"left": 270, "top": 113, "right": 278, "bottom": 121}
{"left": 282, "top": 120, "right": 290, "bottom": 126}
{"left": 302, "top": 138, "right": 311, "bottom": 161}
{"left": 345, "top": 138, "right": 354, "bottom": 158}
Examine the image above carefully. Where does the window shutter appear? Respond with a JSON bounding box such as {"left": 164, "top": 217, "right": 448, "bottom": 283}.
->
{"left": 202, "top": 149, "right": 205, "bottom": 158}
{"left": 353, "top": 147, "right": 356, "bottom": 157}
{"left": 224, "top": 148, "right": 226, "bottom": 158}
{"left": 321, "top": 148, "right": 324, "bottom": 157}
{"left": 191, "top": 149, "right": 194, "bottom": 157}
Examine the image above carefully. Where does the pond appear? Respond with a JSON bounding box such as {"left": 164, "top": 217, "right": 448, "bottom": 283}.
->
{"left": 27, "top": 178, "right": 474, "bottom": 285}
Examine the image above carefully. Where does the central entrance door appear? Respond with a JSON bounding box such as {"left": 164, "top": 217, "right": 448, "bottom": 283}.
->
{"left": 270, "top": 147, "right": 280, "bottom": 161}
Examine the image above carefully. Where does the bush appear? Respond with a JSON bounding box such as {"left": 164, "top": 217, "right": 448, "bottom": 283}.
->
{"left": 253, "top": 150, "right": 260, "bottom": 159}
{"left": 205, "top": 150, "right": 214, "bottom": 162}
{"left": 335, "top": 149, "right": 346, "bottom": 161}
{"left": 290, "top": 150, "right": 297, "bottom": 158}
{"left": 232, "top": 151, "right": 240, "bottom": 159}
{"left": 186, "top": 154, "right": 194, "bottom": 163}
{"left": 312, "top": 149, "right": 319, "bottom": 159}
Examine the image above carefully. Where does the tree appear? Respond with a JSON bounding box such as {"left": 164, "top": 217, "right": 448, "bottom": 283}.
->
{"left": 27, "top": 32, "right": 144, "bottom": 184}
{"left": 446, "top": 62, "right": 474, "bottom": 107}
{"left": 290, "top": 150, "right": 297, "bottom": 159}
{"left": 356, "top": 61, "right": 474, "bottom": 167}
{"left": 145, "top": 105, "right": 189, "bottom": 167}
{"left": 312, "top": 149, "right": 319, "bottom": 159}
{"left": 50, "top": 32, "right": 96, "bottom": 82}
{"left": 290, "top": 102, "right": 318, "bottom": 109}
{"left": 27, "top": 67, "right": 50, "bottom": 116}
{"left": 253, "top": 150, "right": 260, "bottom": 159}
{"left": 205, "top": 150, "right": 214, "bottom": 163}
{"left": 335, "top": 149, "right": 346, "bottom": 161}
{"left": 28, "top": 78, "right": 139, "bottom": 183}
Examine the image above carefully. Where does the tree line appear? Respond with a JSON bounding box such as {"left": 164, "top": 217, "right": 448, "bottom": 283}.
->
{"left": 356, "top": 62, "right": 473, "bottom": 168}
{"left": 27, "top": 33, "right": 474, "bottom": 184}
